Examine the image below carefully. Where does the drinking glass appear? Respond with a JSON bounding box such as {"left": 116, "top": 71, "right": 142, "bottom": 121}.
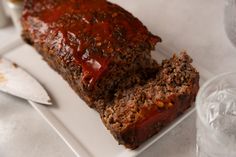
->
{"left": 196, "top": 72, "right": 236, "bottom": 157}
{"left": 224, "top": 0, "right": 236, "bottom": 47}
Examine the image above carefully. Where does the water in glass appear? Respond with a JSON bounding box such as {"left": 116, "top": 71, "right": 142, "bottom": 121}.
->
{"left": 197, "top": 73, "right": 236, "bottom": 157}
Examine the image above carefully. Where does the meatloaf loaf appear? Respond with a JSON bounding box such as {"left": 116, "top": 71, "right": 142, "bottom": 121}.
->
{"left": 21, "top": 0, "right": 161, "bottom": 109}
{"left": 101, "top": 52, "right": 199, "bottom": 149}
{"left": 21, "top": 0, "right": 199, "bottom": 149}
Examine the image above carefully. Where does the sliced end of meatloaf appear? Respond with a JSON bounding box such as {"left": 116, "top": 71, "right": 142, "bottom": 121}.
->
{"left": 21, "top": 0, "right": 161, "bottom": 109}
{"left": 101, "top": 52, "right": 200, "bottom": 149}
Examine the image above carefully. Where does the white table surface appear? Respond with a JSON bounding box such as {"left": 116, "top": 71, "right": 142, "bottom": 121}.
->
{"left": 0, "top": 0, "right": 235, "bottom": 157}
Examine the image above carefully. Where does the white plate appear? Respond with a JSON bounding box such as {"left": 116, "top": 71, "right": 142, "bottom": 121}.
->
{"left": 2, "top": 43, "right": 210, "bottom": 157}
{"left": 0, "top": 26, "right": 22, "bottom": 55}
{"left": 1, "top": 0, "right": 216, "bottom": 156}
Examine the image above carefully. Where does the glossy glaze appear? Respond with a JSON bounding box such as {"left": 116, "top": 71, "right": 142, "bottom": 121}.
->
{"left": 22, "top": 0, "right": 158, "bottom": 87}
{"left": 135, "top": 100, "right": 177, "bottom": 143}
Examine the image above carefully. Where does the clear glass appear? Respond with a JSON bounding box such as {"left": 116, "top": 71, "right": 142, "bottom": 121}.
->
{"left": 196, "top": 72, "right": 236, "bottom": 157}
{"left": 224, "top": 0, "right": 236, "bottom": 47}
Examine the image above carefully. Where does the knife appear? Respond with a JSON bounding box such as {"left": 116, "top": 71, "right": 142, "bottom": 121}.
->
{"left": 0, "top": 57, "right": 52, "bottom": 105}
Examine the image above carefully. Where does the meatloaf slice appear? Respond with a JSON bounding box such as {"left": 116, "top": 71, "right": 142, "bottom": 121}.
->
{"left": 101, "top": 52, "right": 200, "bottom": 149}
{"left": 21, "top": 0, "right": 161, "bottom": 109}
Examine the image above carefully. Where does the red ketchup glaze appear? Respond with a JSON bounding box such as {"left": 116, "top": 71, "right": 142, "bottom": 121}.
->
{"left": 22, "top": 0, "right": 153, "bottom": 88}
{"left": 135, "top": 102, "right": 178, "bottom": 143}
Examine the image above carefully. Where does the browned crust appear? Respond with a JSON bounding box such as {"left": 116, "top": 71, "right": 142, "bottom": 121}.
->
{"left": 101, "top": 52, "right": 200, "bottom": 149}
{"left": 21, "top": 0, "right": 200, "bottom": 150}
{"left": 111, "top": 77, "right": 199, "bottom": 149}
{"left": 21, "top": 0, "right": 160, "bottom": 109}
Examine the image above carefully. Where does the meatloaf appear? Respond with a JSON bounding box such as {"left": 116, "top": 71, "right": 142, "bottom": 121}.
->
{"left": 21, "top": 0, "right": 161, "bottom": 109}
{"left": 21, "top": 0, "right": 200, "bottom": 149}
{"left": 101, "top": 52, "right": 199, "bottom": 149}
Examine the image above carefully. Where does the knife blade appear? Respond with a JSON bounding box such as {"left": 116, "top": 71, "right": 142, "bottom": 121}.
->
{"left": 0, "top": 58, "right": 52, "bottom": 105}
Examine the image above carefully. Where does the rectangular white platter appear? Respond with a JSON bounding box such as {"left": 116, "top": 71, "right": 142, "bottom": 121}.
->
{"left": 1, "top": 0, "right": 221, "bottom": 156}
{"left": 0, "top": 26, "right": 22, "bottom": 54}
{"left": 2, "top": 44, "right": 210, "bottom": 157}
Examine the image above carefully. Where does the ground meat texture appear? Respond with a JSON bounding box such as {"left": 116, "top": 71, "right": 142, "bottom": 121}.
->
{"left": 101, "top": 52, "right": 199, "bottom": 149}
{"left": 21, "top": 0, "right": 161, "bottom": 109}
{"left": 21, "top": 0, "right": 200, "bottom": 150}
